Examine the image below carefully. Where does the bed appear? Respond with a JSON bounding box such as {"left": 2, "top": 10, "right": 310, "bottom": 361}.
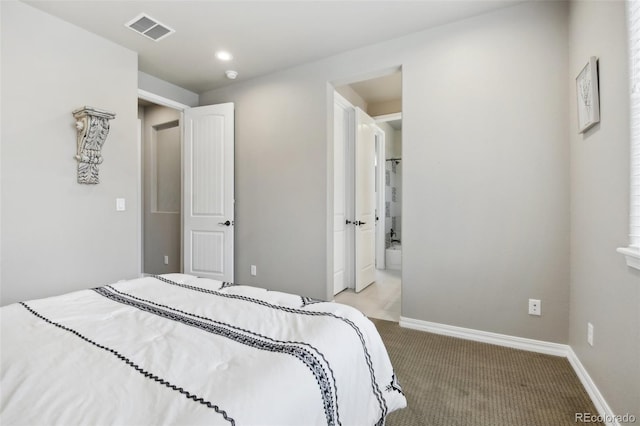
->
{"left": 0, "top": 274, "right": 406, "bottom": 425}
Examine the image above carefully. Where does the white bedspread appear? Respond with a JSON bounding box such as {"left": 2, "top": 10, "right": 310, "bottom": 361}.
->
{"left": 0, "top": 274, "right": 406, "bottom": 425}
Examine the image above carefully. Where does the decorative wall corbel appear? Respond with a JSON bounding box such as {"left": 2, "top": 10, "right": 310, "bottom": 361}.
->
{"left": 72, "top": 106, "right": 116, "bottom": 184}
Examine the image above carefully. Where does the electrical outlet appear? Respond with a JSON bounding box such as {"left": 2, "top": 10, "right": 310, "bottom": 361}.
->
{"left": 528, "top": 299, "right": 541, "bottom": 316}
{"left": 587, "top": 322, "right": 594, "bottom": 346}
{"left": 164, "top": 255, "right": 169, "bottom": 265}
{"left": 250, "top": 265, "right": 257, "bottom": 276}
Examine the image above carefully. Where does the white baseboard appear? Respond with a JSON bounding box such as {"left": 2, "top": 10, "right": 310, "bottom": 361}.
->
{"left": 398, "top": 316, "right": 620, "bottom": 426}
{"left": 566, "top": 347, "right": 620, "bottom": 426}
{"left": 399, "top": 316, "right": 569, "bottom": 356}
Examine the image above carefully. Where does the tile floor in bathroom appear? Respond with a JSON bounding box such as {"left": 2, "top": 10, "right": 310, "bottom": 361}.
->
{"left": 333, "top": 269, "right": 401, "bottom": 322}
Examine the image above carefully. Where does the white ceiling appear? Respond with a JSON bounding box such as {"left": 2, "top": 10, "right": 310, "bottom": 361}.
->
{"left": 26, "top": 0, "right": 522, "bottom": 94}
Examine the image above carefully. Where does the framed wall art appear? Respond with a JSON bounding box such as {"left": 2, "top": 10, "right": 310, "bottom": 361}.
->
{"left": 576, "top": 56, "right": 600, "bottom": 133}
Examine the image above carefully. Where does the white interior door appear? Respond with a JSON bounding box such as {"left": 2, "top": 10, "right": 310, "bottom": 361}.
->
{"left": 183, "top": 103, "right": 234, "bottom": 282}
{"left": 355, "top": 107, "right": 376, "bottom": 292}
{"left": 374, "top": 128, "right": 386, "bottom": 270}
{"left": 333, "top": 93, "right": 354, "bottom": 295}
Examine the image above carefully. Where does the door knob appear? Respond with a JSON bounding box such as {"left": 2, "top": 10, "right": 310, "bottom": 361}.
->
{"left": 346, "top": 219, "right": 353, "bottom": 225}
{"left": 355, "top": 220, "right": 367, "bottom": 226}
{"left": 218, "top": 220, "right": 232, "bottom": 226}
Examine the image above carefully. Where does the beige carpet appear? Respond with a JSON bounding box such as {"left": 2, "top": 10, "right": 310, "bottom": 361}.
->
{"left": 371, "top": 319, "right": 603, "bottom": 426}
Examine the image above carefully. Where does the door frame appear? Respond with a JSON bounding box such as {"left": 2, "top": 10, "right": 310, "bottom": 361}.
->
{"left": 374, "top": 126, "right": 386, "bottom": 270}
{"left": 137, "top": 89, "right": 190, "bottom": 277}
{"left": 374, "top": 112, "right": 402, "bottom": 272}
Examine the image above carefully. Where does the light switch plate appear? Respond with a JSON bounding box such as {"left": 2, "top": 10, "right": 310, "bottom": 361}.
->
{"left": 116, "top": 198, "right": 126, "bottom": 211}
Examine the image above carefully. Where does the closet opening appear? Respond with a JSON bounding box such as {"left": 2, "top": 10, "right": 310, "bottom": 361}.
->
{"left": 138, "top": 98, "right": 183, "bottom": 275}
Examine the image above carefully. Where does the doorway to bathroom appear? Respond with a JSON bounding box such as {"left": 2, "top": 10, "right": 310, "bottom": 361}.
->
{"left": 332, "top": 70, "right": 403, "bottom": 322}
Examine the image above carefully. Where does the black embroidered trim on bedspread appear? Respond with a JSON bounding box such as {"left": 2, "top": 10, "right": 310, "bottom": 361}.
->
{"left": 94, "top": 286, "right": 339, "bottom": 426}
{"left": 386, "top": 373, "right": 404, "bottom": 395}
{"left": 18, "top": 302, "right": 235, "bottom": 425}
{"left": 301, "top": 296, "right": 324, "bottom": 307}
{"left": 152, "top": 275, "right": 388, "bottom": 424}
{"left": 101, "top": 284, "right": 341, "bottom": 426}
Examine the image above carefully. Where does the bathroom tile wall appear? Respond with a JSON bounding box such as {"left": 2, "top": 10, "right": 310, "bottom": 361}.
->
{"left": 385, "top": 160, "right": 402, "bottom": 248}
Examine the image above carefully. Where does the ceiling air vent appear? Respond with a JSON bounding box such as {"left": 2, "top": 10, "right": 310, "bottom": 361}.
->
{"left": 125, "top": 13, "right": 175, "bottom": 42}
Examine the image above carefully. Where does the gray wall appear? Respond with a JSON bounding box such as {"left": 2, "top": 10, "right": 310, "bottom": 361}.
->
{"left": 568, "top": 0, "right": 640, "bottom": 418}
{"left": 141, "top": 105, "right": 181, "bottom": 275}
{"left": 202, "top": 72, "right": 330, "bottom": 296}
{"left": 401, "top": 2, "right": 570, "bottom": 343}
{"left": 200, "top": 0, "right": 571, "bottom": 341}
{"left": 138, "top": 71, "right": 199, "bottom": 107}
{"left": 1, "top": 1, "right": 139, "bottom": 305}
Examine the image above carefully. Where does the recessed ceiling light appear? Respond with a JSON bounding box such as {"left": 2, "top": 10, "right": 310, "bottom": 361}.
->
{"left": 216, "top": 51, "right": 233, "bottom": 61}
{"left": 225, "top": 70, "right": 238, "bottom": 80}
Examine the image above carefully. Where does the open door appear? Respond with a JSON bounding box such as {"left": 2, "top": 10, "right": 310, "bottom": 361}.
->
{"left": 355, "top": 107, "right": 376, "bottom": 292}
{"left": 374, "top": 127, "right": 386, "bottom": 270}
{"left": 183, "top": 103, "right": 234, "bottom": 282}
{"left": 333, "top": 93, "right": 355, "bottom": 295}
